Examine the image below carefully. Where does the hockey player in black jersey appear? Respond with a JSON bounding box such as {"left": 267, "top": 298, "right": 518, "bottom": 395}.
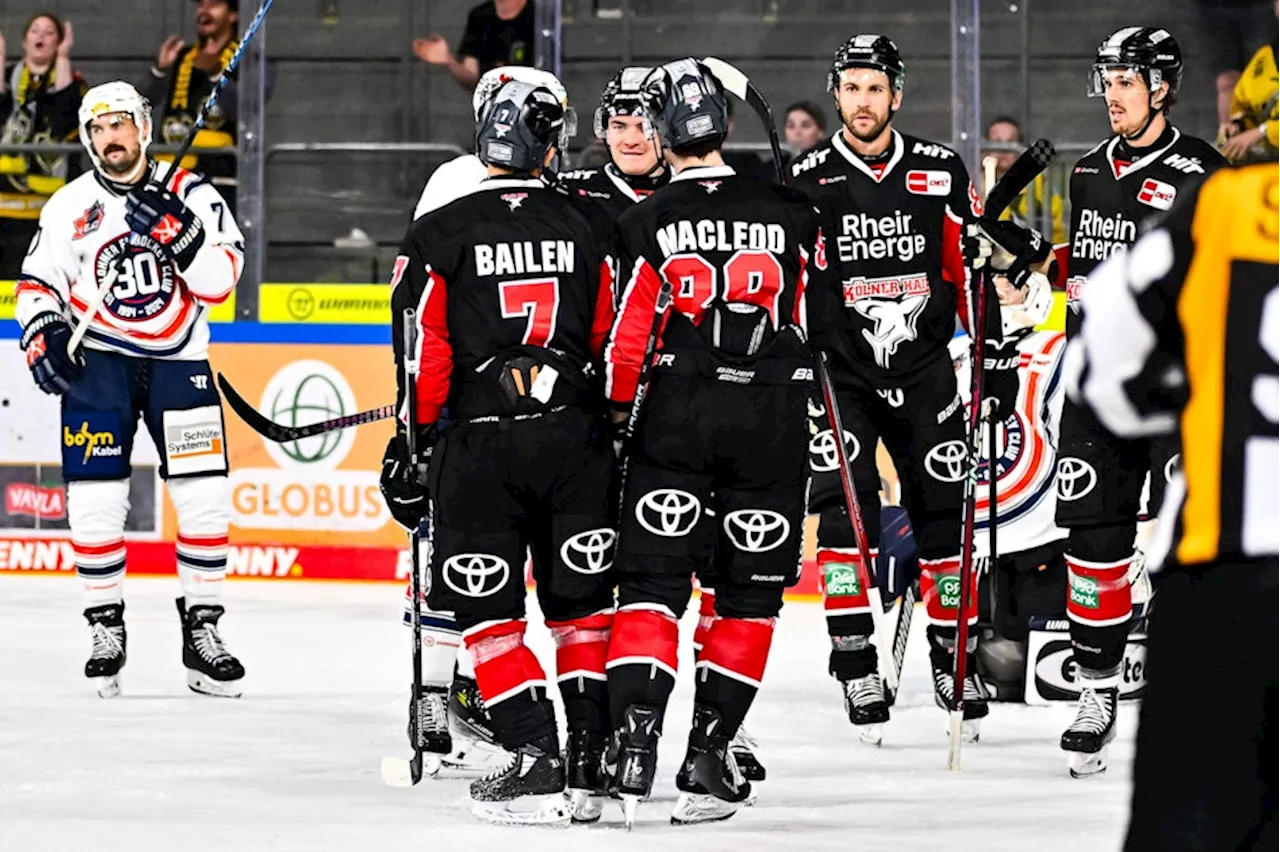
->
{"left": 557, "top": 67, "right": 669, "bottom": 219}
{"left": 380, "top": 79, "right": 618, "bottom": 826}
{"left": 1047, "top": 27, "right": 1225, "bottom": 778}
{"left": 601, "top": 58, "right": 839, "bottom": 827}
{"left": 790, "top": 34, "right": 1014, "bottom": 745}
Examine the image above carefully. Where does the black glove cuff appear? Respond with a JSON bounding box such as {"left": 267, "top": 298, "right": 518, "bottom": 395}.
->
{"left": 20, "top": 312, "right": 65, "bottom": 350}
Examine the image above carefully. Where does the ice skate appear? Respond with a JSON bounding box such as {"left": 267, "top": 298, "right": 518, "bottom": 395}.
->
{"left": 610, "top": 705, "right": 661, "bottom": 830}
{"left": 1061, "top": 686, "right": 1118, "bottom": 778}
{"left": 84, "top": 604, "right": 126, "bottom": 699}
{"left": 176, "top": 597, "right": 244, "bottom": 698}
{"left": 729, "top": 723, "right": 766, "bottom": 782}
{"left": 469, "top": 733, "right": 570, "bottom": 826}
{"left": 407, "top": 684, "right": 451, "bottom": 777}
{"left": 671, "top": 703, "right": 752, "bottom": 825}
{"left": 564, "top": 727, "right": 607, "bottom": 823}
{"left": 841, "top": 672, "right": 890, "bottom": 746}
{"left": 442, "top": 673, "right": 511, "bottom": 774}
{"left": 930, "top": 645, "right": 988, "bottom": 743}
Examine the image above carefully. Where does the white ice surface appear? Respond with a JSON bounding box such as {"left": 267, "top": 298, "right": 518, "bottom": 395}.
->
{"left": 0, "top": 576, "right": 1136, "bottom": 851}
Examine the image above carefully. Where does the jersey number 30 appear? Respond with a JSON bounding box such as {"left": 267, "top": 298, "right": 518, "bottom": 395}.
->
{"left": 500, "top": 278, "right": 560, "bottom": 347}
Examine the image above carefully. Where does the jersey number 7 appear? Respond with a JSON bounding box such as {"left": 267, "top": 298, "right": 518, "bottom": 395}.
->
{"left": 500, "top": 277, "right": 560, "bottom": 347}
{"left": 659, "top": 250, "right": 784, "bottom": 322}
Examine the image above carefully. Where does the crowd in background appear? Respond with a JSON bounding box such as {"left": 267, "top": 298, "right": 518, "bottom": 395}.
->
{"left": 2, "top": 0, "right": 1276, "bottom": 277}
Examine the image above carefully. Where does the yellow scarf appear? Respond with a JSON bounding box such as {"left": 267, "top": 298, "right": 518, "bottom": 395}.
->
{"left": 171, "top": 40, "right": 238, "bottom": 112}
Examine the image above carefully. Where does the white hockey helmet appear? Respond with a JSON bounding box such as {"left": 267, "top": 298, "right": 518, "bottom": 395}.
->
{"left": 1000, "top": 270, "right": 1053, "bottom": 337}
{"left": 472, "top": 67, "right": 576, "bottom": 148}
{"left": 78, "top": 81, "right": 153, "bottom": 172}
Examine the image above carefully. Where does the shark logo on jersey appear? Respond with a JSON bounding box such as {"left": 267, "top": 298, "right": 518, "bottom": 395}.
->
{"left": 73, "top": 201, "right": 104, "bottom": 241}
{"left": 846, "top": 277, "right": 931, "bottom": 369}
{"left": 500, "top": 192, "right": 527, "bottom": 211}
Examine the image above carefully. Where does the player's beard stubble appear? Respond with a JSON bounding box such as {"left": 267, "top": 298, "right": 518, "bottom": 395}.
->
{"left": 841, "top": 105, "right": 892, "bottom": 146}
{"left": 98, "top": 142, "right": 143, "bottom": 180}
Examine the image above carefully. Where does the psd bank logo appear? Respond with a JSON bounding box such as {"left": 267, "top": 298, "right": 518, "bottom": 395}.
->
{"left": 259, "top": 360, "right": 357, "bottom": 470}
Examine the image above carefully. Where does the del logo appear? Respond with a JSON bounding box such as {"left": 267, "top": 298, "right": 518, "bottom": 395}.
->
{"left": 905, "top": 170, "right": 952, "bottom": 196}
{"left": 1137, "top": 178, "right": 1176, "bottom": 210}
{"left": 64, "top": 421, "right": 122, "bottom": 464}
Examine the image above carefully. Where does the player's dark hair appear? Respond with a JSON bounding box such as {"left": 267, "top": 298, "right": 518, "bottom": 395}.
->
{"left": 785, "top": 101, "right": 827, "bottom": 131}
{"left": 670, "top": 135, "right": 725, "bottom": 159}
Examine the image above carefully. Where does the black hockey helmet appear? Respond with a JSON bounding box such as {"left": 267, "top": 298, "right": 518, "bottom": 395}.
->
{"left": 828, "top": 34, "right": 906, "bottom": 93}
{"left": 475, "top": 80, "right": 566, "bottom": 173}
{"left": 594, "top": 66, "right": 654, "bottom": 139}
{"left": 639, "top": 58, "right": 729, "bottom": 153}
{"left": 1089, "top": 27, "right": 1183, "bottom": 109}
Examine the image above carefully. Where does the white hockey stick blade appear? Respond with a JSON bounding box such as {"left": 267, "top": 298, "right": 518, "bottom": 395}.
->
{"left": 867, "top": 587, "right": 898, "bottom": 694}
{"left": 702, "top": 57, "right": 749, "bottom": 100}
{"left": 947, "top": 710, "right": 964, "bottom": 771}
{"left": 379, "top": 754, "right": 441, "bottom": 786}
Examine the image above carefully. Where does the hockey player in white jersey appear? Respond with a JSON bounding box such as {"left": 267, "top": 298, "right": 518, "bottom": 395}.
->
{"left": 14, "top": 81, "right": 245, "bottom": 699}
{"left": 392, "top": 65, "right": 574, "bottom": 777}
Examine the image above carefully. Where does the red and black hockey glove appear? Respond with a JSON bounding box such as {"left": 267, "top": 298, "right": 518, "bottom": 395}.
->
{"left": 380, "top": 424, "right": 436, "bottom": 531}
{"left": 19, "top": 311, "right": 84, "bottom": 395}
{"left": 124, "top": 183, "right": 206, "bottom": 270}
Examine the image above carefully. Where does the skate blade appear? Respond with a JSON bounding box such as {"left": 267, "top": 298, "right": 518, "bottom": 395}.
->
{"left": 857, "top": 723, "right": 883, "bottom": 747}
{"left": 670, "top": 792, "right": 740, "bottom": 825}
{"left": 95, "top": 674, "right": 121, "bottom": 699}
{"left": 379, "top": 753, "right": 443, "bottom": 786}
{"left": 620, "top": 794, "right": 641, "bottom": 830}
{"left": 186, "top": 670, "right": 242, "bottom": 698}
{"left": 471, "top": 793, "right": 571, "bottom": 827}
{"left": 568, "top": 789, "right": 604, "bottom": 823}
{"left": 1068, "top": 748, "right": 1109, "bottom": 779}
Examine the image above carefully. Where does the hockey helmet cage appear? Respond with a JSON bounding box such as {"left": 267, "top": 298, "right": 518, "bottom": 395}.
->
{"left": 829, "top": 34, "right": 906, "bottom": 93}
{"left": 1088, "top": 27, "right": 1183, "bottom": 108}
{"left": 1001, "top": 270, "right": 1053, "bottom": 337}
{"left": 78, "top": 81, "right": 153, "bottom": 172}
{"left": 640, "top": 59, "right": 729, "bottom": 152}
{"left": 472, "top": 67, "right": 576, "bottom": 148}
{"left": 594, "top": 66, "right": 654, "bottom": 139}
{"left": 475, "top": 80, "right": 566, "bottom": 173}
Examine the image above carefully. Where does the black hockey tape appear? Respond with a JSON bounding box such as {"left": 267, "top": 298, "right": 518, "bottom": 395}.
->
{"left": 983, "top": 138, "right": 1056, "bottom": 222}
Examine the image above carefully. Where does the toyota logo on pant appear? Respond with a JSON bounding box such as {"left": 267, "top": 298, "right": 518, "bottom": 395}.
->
{"left": 1056, "top": 457, "right": 1097, "bottom": 501}
{"left": 809, "top": 428, "right": 860, "bottom": 472}
{"left": 560, "top": 528, "right": 616, "bottom": 575}
{"left": 442, "top": 553, "right": 511, "bottom": 598}
{"left": 636, "top": 489, "right": 701, "bottom": 537}
{"left": 723, "top": 509, "right": 791, "bottom": 553}
{"left": 925, "top": 440, "right": 968, "bottom": 483}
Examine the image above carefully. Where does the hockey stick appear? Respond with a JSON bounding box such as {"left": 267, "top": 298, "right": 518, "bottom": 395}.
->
{"left": 67, "top": 0, "right": 276, "bottom": 356}
{"left": 948, "top": 142, "right": 1055, "bottom": 771}
{"left": 381, "top": 308, "right": 434, "bottom": 787}
{"left": 707, "top": 55, "right": 907, "bottom": 699}
{"left": 217, "top": 372, "right": 396, "bottom": 442}
{"left": 983, "top": 156, "right": 1000, "bottom": 637}
{"left": 622, "top": 280, "right": 674, "bottom": 448}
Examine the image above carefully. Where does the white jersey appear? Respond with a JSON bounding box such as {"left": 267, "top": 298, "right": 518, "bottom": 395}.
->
{"left": 951, "top": 329, "right": 1068, "bottom": 558}
{"left": 412, "top": 154, "right": 487, "bottom": 219}
{"left": 15, "top": 162, "right": 243, "bottom": 360}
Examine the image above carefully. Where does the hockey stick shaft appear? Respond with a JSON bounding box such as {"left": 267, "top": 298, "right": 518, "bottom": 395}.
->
{"left": 983, "top": 155, "right": 1000, "bottom": 584}
{"left": 66, "top": 0, "right": 276, "bottom": 357}
{"left": 216, "top": 372, "right": 395, "bottom": 442}
{"left": 623, "top": 280, "right": 673, "bottom": 446}
{"left": 702, "top": 57, "right": 786, "bottom": 185}
{"left": 403, "top": 308, "right": 425, "bottom": 785}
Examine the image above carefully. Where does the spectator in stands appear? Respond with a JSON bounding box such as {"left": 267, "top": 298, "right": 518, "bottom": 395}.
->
{"left": 1217, "top": 0, "right": 1278, "bottom": 162}
{"left": 982, "top": 115, "right": 1066, "bottom": 245}
{"left": 0, "top": 13, "right": 87, "bottom": 278}
{"left": 414, "top": 0, "right": 536, "bottom": 93}
{"left": 144, "top": 0, "right": 273, "bottom": 215}
{"left": 783, "top": 100, "right": 827, "bottom": 155}
{"left": 1194, "top": 0, "right": 1276, "bottom": 123}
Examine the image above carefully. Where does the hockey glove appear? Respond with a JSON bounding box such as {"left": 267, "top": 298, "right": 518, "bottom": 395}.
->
{"left": 964, "top": 220, "right": 1050, "bottom": 290}
{"left": 380, "top": 424, "right": 435, "bottom": 531}
{"left": 20, "top": 312, "right": 84, "bottom": 395}
{"left": 124, "top": 183, "right": 206, "bottom": 270}
{"left": 982, "top": 339, "right": 1021, "bottom": 420}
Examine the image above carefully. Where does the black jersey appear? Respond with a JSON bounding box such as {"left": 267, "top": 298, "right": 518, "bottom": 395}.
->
{"left": 391, "top": 176, "right": 616, "bottom": 425}
{"left": 1058, "top": 124, "right": 1225, "bottom": 335}
{"left": 789, "top": 129, "right": 991, "bottom": 383}
{"left": 605, "top": 164, "right": 837, "bottom": 407}
{"left": 556, "top": 164, "right": 669, "bottom": 221}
